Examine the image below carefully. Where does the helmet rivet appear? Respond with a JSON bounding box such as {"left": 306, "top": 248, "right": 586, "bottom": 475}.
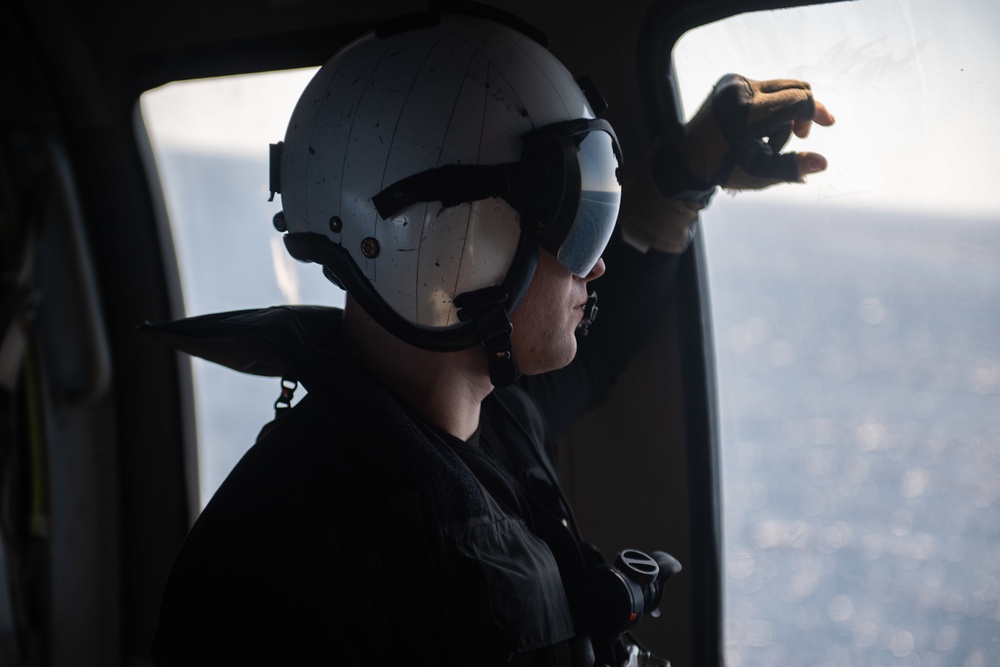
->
{"left": 329, "top": 216, "right": 342, "bottom": 233}
{"left": 360, "top": 237, "right": 380, "bottom": 258}
{"left": 272, "top": 211, "right": 287, "bottom": 232}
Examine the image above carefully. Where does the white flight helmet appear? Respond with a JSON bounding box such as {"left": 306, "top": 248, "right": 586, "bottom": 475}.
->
{"left": 270, "top": 8, "right": 622, "bottom": 384}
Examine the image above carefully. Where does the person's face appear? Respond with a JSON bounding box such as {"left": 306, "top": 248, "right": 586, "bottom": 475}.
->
{"left": 509, "top": 249, "right": 606, "bottom": 376}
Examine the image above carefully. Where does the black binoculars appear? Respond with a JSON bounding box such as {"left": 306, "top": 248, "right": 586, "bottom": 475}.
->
{"left": 578, "top": 548, "right": 682, "bottom": 639}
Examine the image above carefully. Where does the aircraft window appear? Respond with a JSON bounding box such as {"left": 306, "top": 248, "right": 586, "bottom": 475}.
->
{"left": 139, "top": 68, "right": 336, "bottom": 507}
{"left": 674, "top": 1, "right": 999, "bottom": 665}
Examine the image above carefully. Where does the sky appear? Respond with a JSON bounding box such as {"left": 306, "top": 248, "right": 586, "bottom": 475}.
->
{"left": 142, "top": 66, "right": 317, "bottom": 158}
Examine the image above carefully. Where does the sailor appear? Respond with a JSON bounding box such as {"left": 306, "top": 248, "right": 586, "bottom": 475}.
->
{"left": 148, "top": 8, "right": 833, "bottom": 666}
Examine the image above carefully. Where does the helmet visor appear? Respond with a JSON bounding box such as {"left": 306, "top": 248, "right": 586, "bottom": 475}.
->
{"left": 554, "top": 128, "right": 621, "bottom": 277}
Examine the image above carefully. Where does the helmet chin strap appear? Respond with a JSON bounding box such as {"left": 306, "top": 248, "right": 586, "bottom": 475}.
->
{"left": 455, "top": 287, "right": 599, "bottom": 387}
{"left": 454, "top": 286, "right": 520, "bottom": 388}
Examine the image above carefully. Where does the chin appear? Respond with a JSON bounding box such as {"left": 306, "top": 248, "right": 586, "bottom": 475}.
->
{"left": 518, "top": 337, "right": 578, "bottom": 376}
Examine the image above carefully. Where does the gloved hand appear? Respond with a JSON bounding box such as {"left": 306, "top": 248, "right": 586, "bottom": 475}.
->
{"left": 681, "top": 74, "right": 834, "bottom": 190}
{"left": 619, "top": 74, "right": 834, "bottom": 254}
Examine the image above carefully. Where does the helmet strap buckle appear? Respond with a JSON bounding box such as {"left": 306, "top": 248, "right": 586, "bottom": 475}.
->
{"left": 455, "top": 286, "right": 520, "bottom": 387}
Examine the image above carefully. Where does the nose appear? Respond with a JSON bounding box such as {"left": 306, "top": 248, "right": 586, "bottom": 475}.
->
{"left": 582, "top": 257, "right": 606, "bottom": 282}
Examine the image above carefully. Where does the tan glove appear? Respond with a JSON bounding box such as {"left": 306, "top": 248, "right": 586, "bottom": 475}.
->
{"left": 683, "top": 74, "right": 821, "bottom": 189}
{"left": 619, "top": 74, "right": 832, "bottom": 254}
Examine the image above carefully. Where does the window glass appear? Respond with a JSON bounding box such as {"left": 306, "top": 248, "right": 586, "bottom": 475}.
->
{"left": 140, "top": 68, "right": 339, "bottom": 506}
{"left": 674, "top": 1, "right": 999, "bottom": 665}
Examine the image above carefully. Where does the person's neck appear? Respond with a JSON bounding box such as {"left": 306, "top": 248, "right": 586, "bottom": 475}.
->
{"left": 343, "top": 298, "right": 493, "bottom": 441}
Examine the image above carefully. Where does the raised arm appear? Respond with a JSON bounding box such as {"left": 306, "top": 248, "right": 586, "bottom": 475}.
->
{"left": 520, "top": 74, "right": 835, "bottom": 438}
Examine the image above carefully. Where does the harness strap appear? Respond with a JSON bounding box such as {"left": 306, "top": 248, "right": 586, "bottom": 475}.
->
{"left": 455, "top": 286, "right": 520, "bottom": 387}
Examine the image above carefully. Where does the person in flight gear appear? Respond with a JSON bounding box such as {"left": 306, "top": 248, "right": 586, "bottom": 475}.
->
{"left": 146, "top": 6, "right": 834, "bottom": 666}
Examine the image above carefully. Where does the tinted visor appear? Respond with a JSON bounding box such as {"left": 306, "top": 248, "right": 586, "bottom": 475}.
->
{"left": 516, "top": 118, "right": 622, "bottom": 276}
{"left": 552, "top": 127, "right": 621, "bottom": 276}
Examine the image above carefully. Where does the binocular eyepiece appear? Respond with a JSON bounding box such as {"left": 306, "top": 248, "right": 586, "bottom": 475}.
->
{"left": 578, "top": 549, "right": 682, "bottom": 639}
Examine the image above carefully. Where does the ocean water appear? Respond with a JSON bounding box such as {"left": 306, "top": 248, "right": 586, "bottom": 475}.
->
{"left": 703, "top": 198, "right": 1000, "bottom": 667}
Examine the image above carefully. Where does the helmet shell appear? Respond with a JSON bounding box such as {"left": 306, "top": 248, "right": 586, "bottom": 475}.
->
{"left": 279, "top": 15, "right": 595, "bottom": 345}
